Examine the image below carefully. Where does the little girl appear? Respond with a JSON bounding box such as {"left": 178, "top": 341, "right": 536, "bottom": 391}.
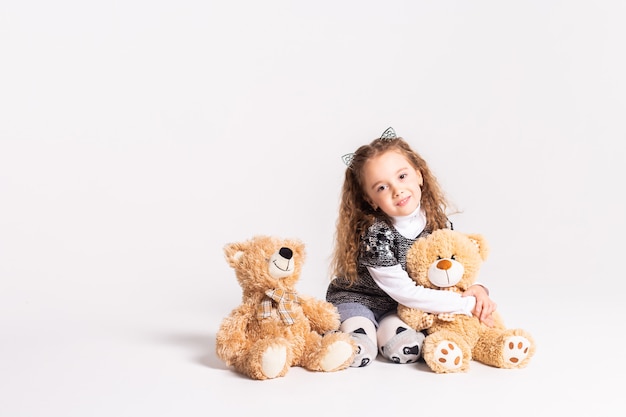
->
{"left": 326, "top": 128, "right": 497, "bottom": 367}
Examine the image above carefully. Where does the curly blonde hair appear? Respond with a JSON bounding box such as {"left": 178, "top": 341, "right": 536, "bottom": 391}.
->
{"left": 330, "top": 136, "right": 453, "bottom": 285}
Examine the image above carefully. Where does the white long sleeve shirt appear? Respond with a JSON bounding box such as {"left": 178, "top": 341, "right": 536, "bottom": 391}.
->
{"left": 368, "top": 264, "right": 476, "bottom": 315}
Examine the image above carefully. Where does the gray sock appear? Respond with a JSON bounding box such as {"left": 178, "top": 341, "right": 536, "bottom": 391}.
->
{"left": 379, "top": 328, "right": 425, "bottom": 364}
{"left": 350, "top": 329, "right": 378, "bottom": 368}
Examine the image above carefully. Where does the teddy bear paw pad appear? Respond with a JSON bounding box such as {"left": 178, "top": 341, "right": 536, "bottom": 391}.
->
{"left": 503, "top": 335, "right": 531, "bottom": 367}
{"left": 320, "top": 341, "right": 354, "bottom": 371}
{"left": 261, "top": 345, "right": 287, "bottom": 378}
{"left": 433, "top": 340, "right": 463, "bottom": 370}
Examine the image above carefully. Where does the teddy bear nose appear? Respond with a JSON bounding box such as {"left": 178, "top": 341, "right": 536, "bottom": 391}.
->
{"left": 279, "top": 247, "right": 293, "bottom": 260}
{"left": 436, "top": 259, "right": 452, "bottom": 270}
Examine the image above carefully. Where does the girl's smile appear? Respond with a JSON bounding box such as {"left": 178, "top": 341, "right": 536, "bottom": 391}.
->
{"left": 397, "top": 196, "right": 411, "bottom": 207}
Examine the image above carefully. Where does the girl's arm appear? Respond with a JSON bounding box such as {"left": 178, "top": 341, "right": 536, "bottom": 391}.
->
{"left": 368, "top": 264, "right": 476, "bottom": 315}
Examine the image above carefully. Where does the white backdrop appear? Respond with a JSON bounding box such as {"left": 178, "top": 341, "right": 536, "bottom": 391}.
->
{"left": 1, "top": 1, "right": 625, "bottom": 416}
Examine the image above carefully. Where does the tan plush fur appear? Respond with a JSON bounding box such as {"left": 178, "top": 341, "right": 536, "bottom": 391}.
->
{"left": 216, "top": 235, "right": 356, "bottom": 380}
{"left": 397, "top": 229, "right": 536, "bottom": 373}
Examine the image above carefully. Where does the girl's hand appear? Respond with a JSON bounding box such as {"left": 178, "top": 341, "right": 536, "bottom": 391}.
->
{"left": 463, "top": 284, "right": 497, "bottom": 327}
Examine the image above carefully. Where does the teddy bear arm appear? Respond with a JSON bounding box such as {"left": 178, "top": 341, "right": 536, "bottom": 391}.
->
{"left": 216, "top": 305, "right": 254, "bottom": 362}
{"left": 299, "top": 297, "right": 341, "bottom": 334}
{"left": 397, "top": 304, "right": 434, "bottom": 331}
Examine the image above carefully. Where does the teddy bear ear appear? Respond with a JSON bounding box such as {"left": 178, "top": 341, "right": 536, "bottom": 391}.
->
{"left": 223, "top": 242, "right": 246, "bottom": 267}
{"left": 467, "top": 234, "right": 489, "bottom": 261}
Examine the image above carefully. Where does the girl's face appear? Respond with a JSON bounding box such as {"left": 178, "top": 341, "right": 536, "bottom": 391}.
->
{"left": 362, "top": 150, "right": 423, "bottom": 217}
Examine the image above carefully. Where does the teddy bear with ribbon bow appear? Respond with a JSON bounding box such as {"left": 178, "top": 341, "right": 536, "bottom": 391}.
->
{"left": 216, "top": 235, "right": 356, "bottom": 380}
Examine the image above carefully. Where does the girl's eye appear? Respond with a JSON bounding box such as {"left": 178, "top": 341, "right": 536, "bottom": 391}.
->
{"left": 377, "top": 185, "right": 388, "bottom": 192}
{"left": 399, "top": 173, "right": 407, "bottom": 180}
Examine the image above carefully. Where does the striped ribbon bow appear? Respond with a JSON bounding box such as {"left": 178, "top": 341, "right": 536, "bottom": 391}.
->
{"left": 257, "top": 288, "right": 300, "bottom": 325}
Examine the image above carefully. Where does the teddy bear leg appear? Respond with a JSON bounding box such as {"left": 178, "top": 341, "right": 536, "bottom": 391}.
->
{"left": 261, "top": 345, "right": 288, "bottom": 378}
{"left": 474, "top": 329, "right": 535, "bottom": 369}
{"left": 301, "top": 332, "right": 356, "bottom": 372}
{"left": 502, "top": 333, "right": 534, "bottom": 368}
{"left": 319, "top": 333, "right": 356, "bottom": 372}
{"left": 423, "top": 330, "right": 472, "bottom": 373}
{"left": 238, "top": 338, "right": 292, "bottom": 380}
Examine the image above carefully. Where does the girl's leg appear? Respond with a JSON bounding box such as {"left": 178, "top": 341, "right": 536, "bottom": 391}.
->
{"left": 377, "top": 313, "right": 425, "bottom": 364}
{"left": 340, "top": 316, "right": 377, "bottom": 367}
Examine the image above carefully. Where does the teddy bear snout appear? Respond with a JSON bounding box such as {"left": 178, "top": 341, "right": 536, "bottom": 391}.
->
{"left": 268, "top": 247, "right": 296, "bottom": 279}
{"left": 428, "top": 258, "right": 464, "bottom": 288}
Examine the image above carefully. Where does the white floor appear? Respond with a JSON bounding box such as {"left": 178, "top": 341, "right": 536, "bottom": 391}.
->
{"left": 1, "top": 256, "right": 621, "bottom": 417}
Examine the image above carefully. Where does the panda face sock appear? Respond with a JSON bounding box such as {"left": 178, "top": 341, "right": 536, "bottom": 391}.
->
{"left": 379, "top": 327, "right": 425, "bottom": 364}
{"left": 350, "top": 328, "right": 378, "bottom": 368}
